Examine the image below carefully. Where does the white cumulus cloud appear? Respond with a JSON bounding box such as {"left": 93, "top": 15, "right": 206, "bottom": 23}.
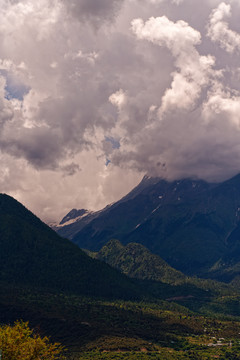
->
{"left": 207, "top": 2, "right": 240, "bottom": 53}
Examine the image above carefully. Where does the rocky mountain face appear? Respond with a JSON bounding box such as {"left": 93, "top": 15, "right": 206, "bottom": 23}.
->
{"left": 54, "top": 174, "right": 240, "bottom": 282}
{"left": 52, "top": 208, "right": 103, "bottom": 240}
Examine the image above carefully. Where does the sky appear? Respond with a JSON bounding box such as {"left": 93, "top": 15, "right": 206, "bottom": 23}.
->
{"left": 0, "top": 0, "right": 240, "bottom": 222}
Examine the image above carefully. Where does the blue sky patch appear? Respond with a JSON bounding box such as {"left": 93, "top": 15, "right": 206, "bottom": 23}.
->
{"left": 105, "top": 136, "right": 120, "bottom": 149}
{"left": 1, "top": 70, "right": 30, "bottom": 101}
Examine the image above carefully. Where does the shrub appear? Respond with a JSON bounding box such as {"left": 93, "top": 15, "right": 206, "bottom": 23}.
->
{"left": 0, "top": 320, "right": 65, "bottom": 360}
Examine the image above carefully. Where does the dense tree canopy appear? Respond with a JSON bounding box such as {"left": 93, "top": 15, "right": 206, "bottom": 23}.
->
{"left": 0, "top": 321, "right": 65, "bottom": 360}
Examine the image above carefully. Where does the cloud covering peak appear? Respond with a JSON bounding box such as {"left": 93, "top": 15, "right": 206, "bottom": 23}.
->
{"left": 0, "top": 0, "right": 240, "bottom": 220}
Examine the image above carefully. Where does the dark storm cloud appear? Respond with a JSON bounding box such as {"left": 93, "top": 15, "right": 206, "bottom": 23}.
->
{"left": 62, "top": 0, "right": 124, "bottom": 25}
{"left": 1, "top": 127, "right": 63, "bottom": 169}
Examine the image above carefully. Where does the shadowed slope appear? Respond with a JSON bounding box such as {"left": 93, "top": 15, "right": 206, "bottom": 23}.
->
{"left": 0, "top": 194, "right": 142, "bottom": 300}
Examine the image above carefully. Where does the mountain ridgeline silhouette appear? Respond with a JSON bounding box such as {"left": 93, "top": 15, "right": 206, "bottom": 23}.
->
{"left": 0, "top": 194, "right": 142, "bottom": 300}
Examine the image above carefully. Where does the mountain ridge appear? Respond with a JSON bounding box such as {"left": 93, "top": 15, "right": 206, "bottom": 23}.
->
{"left": 95, "top": 239, "right": 186, "bottom": 284}
{"left": 0, "top": 193, "right": 143, "bottom": 300}
{"left": 54, "top": 174, "right": 240, "bottom": 282}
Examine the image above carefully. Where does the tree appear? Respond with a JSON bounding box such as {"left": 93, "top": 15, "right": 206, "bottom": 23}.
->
{"left": 0, "top": 320, "right": 65, "bottom": 360}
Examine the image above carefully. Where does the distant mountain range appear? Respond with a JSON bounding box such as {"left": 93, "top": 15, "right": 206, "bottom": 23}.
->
{"left": 54, "top": 174, "right": 240, "bottom": 282}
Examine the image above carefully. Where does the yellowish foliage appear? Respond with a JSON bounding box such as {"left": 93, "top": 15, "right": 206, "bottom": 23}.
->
{"left": 0, "top": 320, "right": 65, "bottom": 360}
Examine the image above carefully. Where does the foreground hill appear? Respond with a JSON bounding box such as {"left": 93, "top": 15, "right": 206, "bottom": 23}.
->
{"left": 54, "top": 174, "right": 240, "bottom": 282}
{"left": 0, "top": 194, "right": 142, "bottom": 299}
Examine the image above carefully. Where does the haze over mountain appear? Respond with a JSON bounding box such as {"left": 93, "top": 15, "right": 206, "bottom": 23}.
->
{"left": 55, "top": 174, "right": 240, "bottom": 283}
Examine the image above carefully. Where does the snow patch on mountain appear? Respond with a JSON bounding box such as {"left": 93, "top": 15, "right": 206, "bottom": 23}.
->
{"left": 56, "top": 211, "right": 93, "bottom": 228}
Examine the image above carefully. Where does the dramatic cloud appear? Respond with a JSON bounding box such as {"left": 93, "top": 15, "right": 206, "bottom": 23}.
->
{"left": 207, "top": 2, "right": 240, "bottom": 53}
{"left": 108, "top": 1, "right": 240, "bottom": 183}
{"left": 131, "top": 16, "right": 215, "bottom": 113}
{"left": 0, "top": 0, "right": 240, "bottom": 221}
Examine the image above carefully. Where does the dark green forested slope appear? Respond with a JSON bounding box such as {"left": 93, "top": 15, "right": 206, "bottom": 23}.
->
{"left": 93, "top": 240, "right": 240, "bottom": 316}
{"left": 94, "top": 240, "right": 233, "bottom": 292}
{"left": 95, "top": 239, "right": 185, "bottom": 284}
{"left": 0, "top": 194, "right": 142, "bottom": 300}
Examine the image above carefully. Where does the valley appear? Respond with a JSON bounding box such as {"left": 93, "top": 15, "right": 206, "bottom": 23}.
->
{"left": 2, "top": 175, "right": 240, "bottom": 359}
{"left": 2, "top": 282, "right": 240, "bottom": 359}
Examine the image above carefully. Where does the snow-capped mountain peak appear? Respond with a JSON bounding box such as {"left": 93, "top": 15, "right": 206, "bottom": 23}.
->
{"left": 59, "top": 208, "right": 90, "bottom": 226}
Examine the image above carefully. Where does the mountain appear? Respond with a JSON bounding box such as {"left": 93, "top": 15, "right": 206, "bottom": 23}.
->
{"left": 94, "top": 239, "right": 236, "bottom": 293}
{"left": 87, "top": 239, "right": 240, "bottom": 315}
{"left": 51, "top": 207, "right": 102, "bottom": 239}
{"left": 54, "top": 174, "right": 240, "bottom": 282}
{"left": 0, "top": 193, "right": 143, "bottom": 300}
{"left": 95, "top": 239, "right": 185, "bottom": 284}
{"left": 53, "top": 176, "right": 162, "bottom": 240}
{"left": 3, "top": 193, "right": 240, "bottom": 359}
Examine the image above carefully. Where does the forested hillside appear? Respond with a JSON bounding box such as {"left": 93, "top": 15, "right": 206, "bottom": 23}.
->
{"left": 0, "top": 194, "right": 142, "bottom": 299}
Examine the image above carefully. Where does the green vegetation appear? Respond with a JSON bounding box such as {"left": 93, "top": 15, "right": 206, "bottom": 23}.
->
{"left": 93, "top": 239, "right": 240, "bottom": 316}
{"left": 2, "top": 283, "right": 240, "bottom": 360}
{"left": 95, "top": 239, "right": 185, "bottom": 284}
{"left": 74, "top": 348, "right": 240, "bottom": 360}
